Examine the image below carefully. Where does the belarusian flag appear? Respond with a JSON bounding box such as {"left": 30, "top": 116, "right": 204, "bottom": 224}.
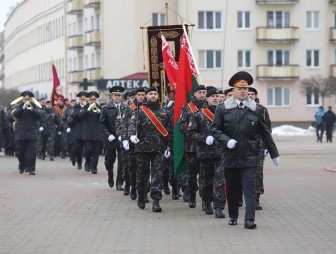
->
{"left": 161, "top": 34, "right": 178, "bottom": 91}
{"left": 174, "top": 28, "right": 200, "bottom": 176}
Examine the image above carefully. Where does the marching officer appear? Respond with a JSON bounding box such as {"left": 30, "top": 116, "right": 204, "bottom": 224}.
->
{"left": 189, "top": 88, "right": 223, "bottom": 217}
{"left": 11, "top": 91, "right": 41, "bottom": 175}
{"left": 128, "top": 87, "right": 172, "bottom": 212}
{"left": 212, "top": 71, "right": 280, "bottom": 229}
{"left": 100, "top": 86, "right": 125, "bottom": 189}
{"left": 69, "top": 91, "right": 88, "bottom": 169}
{"left": 79, "top": 91, "right": 102, "bottom": 174}
{"left": 38, "top": 100, "right": 58, "bottom": 161}
{"left": 180, "top": 85, "right": 207, "bottom": 208}
{"left": 54, "top": 96, "right": 67, "bottom": 158}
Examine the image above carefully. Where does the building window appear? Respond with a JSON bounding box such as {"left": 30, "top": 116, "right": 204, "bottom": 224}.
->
{"left": 153, "top": 13, "right": 165, "bottom": 26}
{"left": 267, "top": 50, "right": 289, "bottom": 66}
{"left": 199, "top": 50, "right": 222, "bottom": 69}
{"left": 307, "top": 11, "right": 319, "bottom": 29}
{"left": 238, "top": 50, "right": 251, "bottom": 68}
{"left": 306, "top": 87, "right": 320, "bottom": 106}
{"left": 267, "top": 11, "right": 290, "bottom": 28}
{"left": 198, "top": 11, "right": 222, "bottom": 30}
{"left": 306, "top": 50, "right": 319, "bottom": 68}
{"left": 267, "top": 87, "right": 290, "bottom": 107}
{"left": 237, "top": 11, "right": 250, "bottom": 29}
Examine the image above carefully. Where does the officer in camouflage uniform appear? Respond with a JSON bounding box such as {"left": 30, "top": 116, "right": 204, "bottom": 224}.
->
{"left": 38, "top": 100, "right": 58, "bottom": 160}
{"left": 189, "top": 89, "right": 224, "bottom": 217}
{"left": 248, "top": 87, "right": 271, "bottom": 210}
{"left": 180, "top": 85, "right": 206, "bottom": 208}
{"left": 116, "top": 89, "right": 136, "bottom": 197}
{"left": 128, "top": 87, "right": 172, "bottom": 212}
{"left": 54, "top": 96, "right": 67, "bottom": 158}
{"left": 5, "top": 105, "right": 16, "bottom": 156}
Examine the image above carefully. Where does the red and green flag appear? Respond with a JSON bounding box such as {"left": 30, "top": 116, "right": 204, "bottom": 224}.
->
{"left": 173, "top": 28, "right": 200, "bottom": 176}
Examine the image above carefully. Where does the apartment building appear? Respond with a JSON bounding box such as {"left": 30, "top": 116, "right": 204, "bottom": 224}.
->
{"left": 3, "top": 0, "right": 336, "bottom": 125}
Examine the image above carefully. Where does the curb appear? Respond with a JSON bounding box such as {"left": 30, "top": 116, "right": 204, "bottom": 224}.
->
{"left": 325, "top": 165, "right": 336, "bottom": 172}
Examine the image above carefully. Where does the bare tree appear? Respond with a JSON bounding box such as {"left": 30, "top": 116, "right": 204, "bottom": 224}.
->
{"left": 0, "top": 88, "right": 21, "bottom": 107}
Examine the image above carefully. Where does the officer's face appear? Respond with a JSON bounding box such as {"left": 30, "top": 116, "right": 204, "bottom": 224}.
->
{"left": 146, "top": 91, "right": 159, "bottom": 102}
{"left": 46, "top": 103, "right": 52, "bottom": 109}
{"left": 194, "top": 90, "right": 206, "bottom": 100}
{"left": 248, "top": 92, "right": 257, "bottom": 100}
{"left": 226, "top": 92, "right": 233, "bottom": 99}
{"left": 219, "top": 94, "right": 225, "bottom": 103}
{"left": 129, "top": 96, "right": 135, "bottom": 104}
{"left": 234, "top": 87, "right": 248, "bottom": 101}
{"left": 206, "top": 94, "right": 219, "bottom": 106}
{"left": 89, "top": 97, "right": 97, "bottom": 104}
{"left": 112, "top": 93, "right": 122, "bottom": 103}
{"left": 136, "top": 92, "right": 145, "bottom": 102}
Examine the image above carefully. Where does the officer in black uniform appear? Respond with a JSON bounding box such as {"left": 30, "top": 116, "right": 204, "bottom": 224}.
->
{"left": 11, "top": 91, "right": 41, "bottom": 175}
{"left": 100, "top": 86, "right": 125, "bottom": 189}
{"left": 212, "top": 71, "right": 280, "bottom": 229}
{"left": 79, "top": 91, "right": 102, "bottom": 174}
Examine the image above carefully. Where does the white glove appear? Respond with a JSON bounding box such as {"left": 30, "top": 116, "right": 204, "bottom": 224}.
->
{"left": 130, "top": 135, "right": 139, "bottom": 144}
{"left": 23, "top": 101, "right": 30, "bottom": 110}
{"left": 108, "top": 134, "right": 115, "bottom": 142}
{"left": 227, "top": 139, "right": 237, "bottom": 149}
{"left": 96, "top": 108, "right": 101, "bottom": 113}
{"left": 264, "top": 149, "right": 269, "bottom": 156}
{"left": 122, "top": 140, "right": 129, "bottom": 150}
{"left": 167, "top": 100, "right": 174, "bottom": 107}
{"left": 88, "top": 104, "right": 94, "bottom": 111}
{"left": 164, "top": 150, "right": 171, "bottom": 158}
{"left": 205, "top": 136, "right": 214, "bottom": 145}
{"left": 39, "top": 127, "right": 44, "bottom": 132}
{"left": 272, "top": 157, "right": 280, "bottom": 167}
{"left": 66, "top": 128, "right": 71, "bottom": 133}
{"left": 58, "top": 132, "right": 61, "bottom": 135}
{"left": 118, "top": 136, "right": 122, "bottom": 141}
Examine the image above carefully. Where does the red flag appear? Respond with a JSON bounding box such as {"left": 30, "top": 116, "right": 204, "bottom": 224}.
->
{"left": 173, "top": 29, "right": 200, "bottom": 176}
{"left": 51, "top": 64, "right": 63, "bottom": 106}
{"left": 161, "top": 34, "right": 178, "bottom": 91}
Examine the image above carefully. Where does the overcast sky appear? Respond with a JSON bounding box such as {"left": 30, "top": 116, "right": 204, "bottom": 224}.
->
{"left": 0, "top": 0, "right": 21, "bottom": 31}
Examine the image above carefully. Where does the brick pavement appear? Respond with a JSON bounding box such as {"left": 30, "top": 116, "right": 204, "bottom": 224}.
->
{"left": 0, "top": 136, "right": 336, "bottom": 254}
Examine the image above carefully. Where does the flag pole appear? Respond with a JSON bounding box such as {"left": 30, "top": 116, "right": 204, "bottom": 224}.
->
{"left": 181, "top": 24, "right": 202, "bottom": 85}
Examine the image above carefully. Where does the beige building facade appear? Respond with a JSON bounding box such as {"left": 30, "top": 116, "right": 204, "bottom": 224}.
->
{"left": 3, "top": 0, "right": 336, "bottom": 125}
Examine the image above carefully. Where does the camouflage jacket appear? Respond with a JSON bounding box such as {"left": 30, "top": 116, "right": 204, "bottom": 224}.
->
{"left": 128, "top": 101, "right": 172, "bottom": 153}
{"left": 189, "top": 104, "right": 221, "bottom": 160}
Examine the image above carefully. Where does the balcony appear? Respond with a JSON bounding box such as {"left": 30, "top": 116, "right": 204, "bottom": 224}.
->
{"left": 68, "top": 35, "right": 84, "bottom": 49}
{"left": 86, "top": 68, "right": 101, "bottom": 80}
{"left": 84, "top": 0, "right": 101, "bottom": 8}
{"left": 0, "top": 50, "right": 4, "bottom": 62}
{"left": 85, "top": 30, "right": 101, "bottom": 46}
{"left": 330, "top": 0, "right": 336, "bottom": 4}
{"left": 256, "top": 65, "right": 299, "bottom": 80}
{"left": 330, "top": 28, "right": 336, "bottom": 42}
{"left": 256, "top": 0, "right": 299, "bottom": 4}
{"left": 66, "top": 0, "right": 83, "bottom": 14}
{"left": 256, "top": 27, "right": 299, "bottom": 43}
{"left": 68, "top": 71, "right": 84, "bottom": 83}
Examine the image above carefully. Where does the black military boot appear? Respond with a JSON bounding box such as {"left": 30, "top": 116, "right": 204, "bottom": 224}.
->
{"left": 163, "top": 182, "right": 170, "bottom": 195}
{"left": 183, "top": 191, "right": 190, "bottom": 202}
{"left": 145, "top": 194, "right": 149, "bottom": 203}
{"left": 107, "top": 170, "right": 114, "bottom": 188}
{"left": 124, "top": 183, "right": 130, "bottom": 196}
{"left": 256, "top": 194, "right": 263, "bottom": 210}
{"left": 204, "top": 203, "right": 214, "bottom": 215}
{"left": 171, "top": 187, "right": 179, "bottom": 200}
{"left": 189, "top": 192, "right": 196, "bottom": 208}
{"left": 215, "top": 208, "right": 225, "bottom": 218}
{"left": 137, "top": 193, "right": 146, "bottom": 209}
{"left": 130, "top": 186, "right": 137, "bottom": 200}
{"left": 152, "top": 200, "right": 162, "bottom": 212}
